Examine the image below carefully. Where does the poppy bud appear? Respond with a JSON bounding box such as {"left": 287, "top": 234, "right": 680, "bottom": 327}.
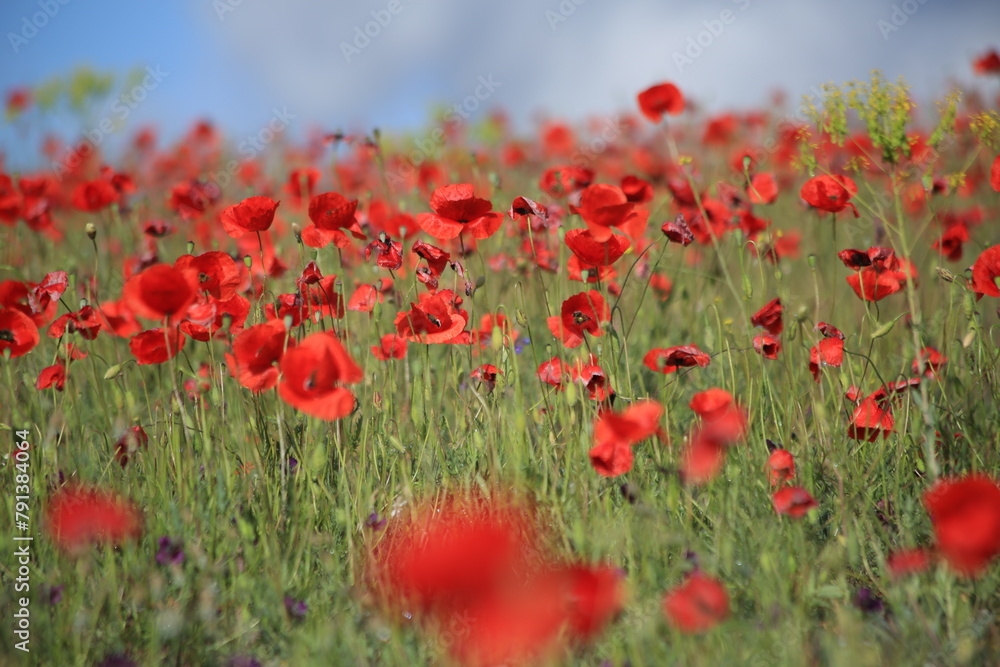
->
{"left": 291, "top": 223, "right": 302, "bottom": 243}
{"left": 243, "top": 255, "right": 253, "bottom": 269}
{"left": 187, "top": 241, "right": 195, "bottom": 255}
{"left": 85, "top": 223, "right": 97, "bottom": 240}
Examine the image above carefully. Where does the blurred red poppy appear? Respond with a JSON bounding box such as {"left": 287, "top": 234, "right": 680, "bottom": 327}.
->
{"left": 71, "top": 179, "right": 119, "bottom": 212}
{"left": 637, "top": 82, "right": 685, "bottom": 122}
{"left": 767, "top": 448, "right": 795, "bottom": 485}
{"left": 129, "top": 327, "right": 186, "bottom": 365}
{"left": 663, "top": 573, "right": 729, "bottom": 633}
{"left": 589, "top": 400, "right": 664, "bottom": 477}
{"left": 371, "top": 333, "right": 408, "bottom": 360}
{"left": 773, "top": 487, "right": 819, "bottom": 518}
{"left": 923, "top": 475, "right": 1000, "bottom": 575}
{"left": 886, "top": 548, "right": 932, "bottom": 579}
{"left": 277, "top": 330, "right": 362, "bottom": 420}
{"left": 747, "top": 172, "right": 778, "bottom": 205}
{"left": 114, "top": 425, "right": 149, "bottom": 468}
{"left": 973, "top": 49, "right": 1000, "bottom": 75}
{"left": 122, "top": 264, "right": 198, "bottom": 323}
{"left": 45, "top": 486, "right": 142, "bottom": 555}
{"left": 642, "top": 345, "right": 711, "bottom": 374}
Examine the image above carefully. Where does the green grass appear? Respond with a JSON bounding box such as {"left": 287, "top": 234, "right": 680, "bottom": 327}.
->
{"left": 2, "top": 77, "right": 1000, "bottom": 666}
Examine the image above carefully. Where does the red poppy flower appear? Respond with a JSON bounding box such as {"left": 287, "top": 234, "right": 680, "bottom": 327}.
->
{"left": 416, "top": 184, "right": 503, "bottom": 240}
{"left": 168, "top": 180, "right": 220, "bottom": 220}
{"left": 661, "top": 213, "right": 695, "bottom": 246}
{"left": 0, "top": 308, "right": 40, "bottom": 358}
{"left": 122, "top": 264, "right": 198, "bottom": 322}
{"left": 224, "top": 320, "right": 294, "bottom": 392}
{"left": 277, "top": 330, "right": 362, "bottom": 420}
{"left": 923, "top": 475, "right": 1000, "bottom": 575}
{"left": 47, "top": 305, "right": 102, "bottom": 340}
{"left": 751, "top": 298, "right": 783, "bottom": 335}
{"left": 28, "top": 271, "right": 68, "bottom": 314}
{"left": 547, "top": 290, "right": 608, "bottom": 349}
{"left": 96, "top": 299, "right": 141, "bottom": 338}
{"left": 991, "top": 155, "right": 1000, "bottom": 192}
{"left": 973, "top": 49, "right": 1000, "bottom": 75}
{"left": 45, "top": 486, "right": 142, "bottom": 554}
{"left": 809, "top": 336, "right": 844, "bottom": 381}
{"left": 569, "top": 184, "right": 637, "bottom": 243}
{"left": 471, "top": 364, "right": 501, "bottom": 393}
{"left": 642, "top": 345, "right": 711, "bottom": 374}
{"left": 913, "top": 347, "right": 947, "bottom": 377}
{"left": 971, "top": 245, "right": 1000, "bottom": 298}
{"left": 564, "top": 229, "right": 630, "bottom": 267}
{"left": 772, "top": 487, "right": 819, "bottom": 518}
{"left": 845, "top": 257, "right": 915, "bottom": 302}
{"left": 753, "top": 334, "right": 782, "bottom": 360}
{"left": 174, "top": 251, "right": 245, "bottom": 302}
{"left": 508, "top": 196, "right": 550, "bottom": 223}
{"left": 395, "top": 290, "right": 469, "bottom": 344}
{"left": 589, "top": 400, "right": 664, "bottom": 477}
{"left": 847, "top": 396, "right": 894, "bottom": 441}
{"left": 284, "top": 166, "right": 321, "bottom": 204}
{"left": 129, "top": 327, "right": 186, "bottom": 365}
{"left": 767, "top": 448, "right": 795, "bottom": 485}
{"left": 572, "top": 355, "right": 614, "bottom": 402}
{"left": 308, "top": 191, "right": 359, "bottom": 231}
{"left": 364, "top": 233, "right": 404, "bottom": 270}
{"left": 747, "top": 172, "right": 778, "bottom": 205}
{"left": 621, "top": 175, "right": 654, "bottom": 203}
{"left": 815, "top": 321, "right": 845, "bottom": 340}
{"left": 662, "top": 573, "right": 729, "bottom": 633}
{"left": 36, "top": 363, "right": 67, "bottom": 391}
{"left": 114, "top": 425, "right": 149, "bottom": 468}
{"left": 368, "top": 493, "right": 540, "bottom": 617}
{"left": 372, "top": 333, "right": 408, "bottom": 360}
{"left": 932, "top": 223, "right": 969, "bottom": 262}
{"left": 219, "top": 196, "right": 279, "bottom": 238}
{"left": 800, "top": 174, "right": 858, "bottom": 216}
{"left": 637, "top": 82, "right": 684, "bottom": 122}
{"left": 347, "top": 284, "right": 381, "bottom": 313}
{"left": 887, "top": 548, "right": 932, "bottom": 579}
{"left": 71, "top": 179, "right": 119, "bottom": 212}
{"left": 539, "top": 165, "right": 594, "bottom": 198}
{"left": 536, "top": 357, "right": 568, "bottom": 390}
{"left": 690, "top": 388, "right": 748, "bottom": 444}
{"left": 680, "top": 429, "right": 727, "bottom": 485}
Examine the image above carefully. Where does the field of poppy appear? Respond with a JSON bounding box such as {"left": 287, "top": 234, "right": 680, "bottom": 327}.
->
{"left": 2, "top": 58, "right": 1000, "bottom": 666}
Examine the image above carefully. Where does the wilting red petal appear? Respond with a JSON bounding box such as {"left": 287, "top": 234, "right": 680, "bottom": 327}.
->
{"left": 750, "top": 298, "right": 783, "bottom": 335}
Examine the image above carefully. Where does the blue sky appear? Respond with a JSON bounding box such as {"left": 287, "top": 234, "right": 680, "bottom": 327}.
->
{"left": 1, "top": 0, "right": 998, "bottom": 169}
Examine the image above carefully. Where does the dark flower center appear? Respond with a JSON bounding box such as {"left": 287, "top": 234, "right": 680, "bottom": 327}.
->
{"left": 0, "top": 329, "right": 14, "bottom": 343}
